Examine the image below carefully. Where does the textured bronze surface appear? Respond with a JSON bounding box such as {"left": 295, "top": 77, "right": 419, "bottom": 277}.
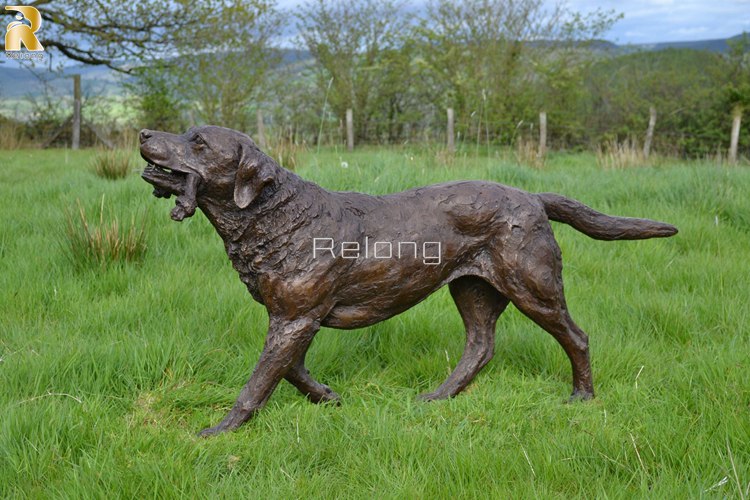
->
{"left": 140, "top": 126, "right": 677, "bottom": 436}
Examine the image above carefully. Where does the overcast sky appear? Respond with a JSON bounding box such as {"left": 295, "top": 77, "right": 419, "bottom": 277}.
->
{"left": 566, "top": 0, "right": 750, "bottom": 43}
{"left": 278, "top": 0, "right": 750, "bottom": 44}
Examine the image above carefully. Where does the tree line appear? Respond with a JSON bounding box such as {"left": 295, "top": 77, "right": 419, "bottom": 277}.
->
{"left": 4, "top": 0, "right": 749, "bottom": 157}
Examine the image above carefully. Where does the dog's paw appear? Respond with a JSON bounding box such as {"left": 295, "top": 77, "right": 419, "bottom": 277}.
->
{"left": 171, "top": 205, "right": 188, "bottom": 221}
{"left": 170, "top": 204, "right": 195, "bottom": 221}
{"left": 308, "top": 386, "right": 341, "bottom": 405}
{"left": 197, "top": 423, "right": 233, "bottom": 438}
{"left": 566, "top": 390, "right": 595, "bottom": 403}
{"left": 171, "top": 197, "right": 197, "bottom": 221}
{"left": 416, "top": 391, "right": 444, "bottom": 402}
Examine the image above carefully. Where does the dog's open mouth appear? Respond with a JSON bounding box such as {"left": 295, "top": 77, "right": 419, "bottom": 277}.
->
{"left": 141, "top": 161, "right": 201, "bottom": 222}
{"left": 142, "top": 162, "right": 186, "bottom": 196}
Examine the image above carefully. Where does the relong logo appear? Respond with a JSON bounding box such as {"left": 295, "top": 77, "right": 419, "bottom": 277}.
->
{"left": 5, "top": 5, "right": 44, "bottom": 52}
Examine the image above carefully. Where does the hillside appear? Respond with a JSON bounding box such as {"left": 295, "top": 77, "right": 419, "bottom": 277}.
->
{"left": 626, "top": 33, "right": 746, "bottom": 54}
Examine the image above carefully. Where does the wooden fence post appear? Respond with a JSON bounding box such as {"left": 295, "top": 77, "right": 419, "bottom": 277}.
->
{"left": 72, "top": 74, "right": 81, "bottom": 150}
{"left": 643, "top": 106, "right": 657, "bottom": 158}
{"left": 256, "top": 109, "right": 267, "bottom": 149}
{"left": 346, "top": 108, "right": 354, "bottom": 152}
{"left": 538, "top": 111, "right": 547, "bottom": 157}
{"left": 447, "top": 107, "right": 455, "bottom": 153}
{"left": 729, "top": 106, "right": 742, "bottom": 164}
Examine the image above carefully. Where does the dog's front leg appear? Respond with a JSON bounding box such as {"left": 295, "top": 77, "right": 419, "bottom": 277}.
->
{"left": 199, "top": 316, "right": 320, "bottom": 437}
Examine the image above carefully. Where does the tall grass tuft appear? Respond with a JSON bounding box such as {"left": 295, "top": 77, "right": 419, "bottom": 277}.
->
{"left": 0, "top": 121, "right": 30, "bottom": 149}
{"left": 514, "top": 136, "right": 546, "bottom": 169}
{"left": 597, "top": 138, "right": 648, "bottom": 169}
{"left": 434, "top": 147, "right": 456, "bottom": 166}
{"left": 267, "top": 139, "right": 303, "bottom": 170}
{"left": 63, "top": 197, "right": 147, "bottom": 269}
{"left": 90, "top": 150, "right": 134, "bottom": 180}
{"left": 114, "top": 127, "right": 140, "bottom": 150}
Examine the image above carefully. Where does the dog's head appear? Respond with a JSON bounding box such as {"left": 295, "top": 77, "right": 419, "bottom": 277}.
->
{"left": 140, "top": 125, "right": 277, "bottom": 220}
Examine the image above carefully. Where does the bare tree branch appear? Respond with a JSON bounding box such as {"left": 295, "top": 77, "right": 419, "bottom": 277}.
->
{"left": 3, "top": 0, "right": 270, "bottom": 72}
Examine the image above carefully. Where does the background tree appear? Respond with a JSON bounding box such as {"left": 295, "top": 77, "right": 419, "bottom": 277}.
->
{"left": 297, "top": 0, "right": 411, "bottom": 143}
{"left": 723, "top": 33, "right": 750, "bottom": 153}
{"left": 584, "top": 49, "right": 731, "bottom": 156}
{"left": 122, "top": 1, "right": 280, "bottom": 132}
{"left": 415, "top": 0, "right": 618, "bottom": 145}
{"left": 168, "top": 0, "right": 281, "bottom": 131}
{"left": 530, "top": 11, "right": 623, "bottom": 148}
{"left": 724, "top": 33, "right": 750, "bottom": 110}
{"left": 123, "top": 62, "right": 186, "bottom": 132}
{"left": 367, "top": 40, "right": 424, "bottom": 143}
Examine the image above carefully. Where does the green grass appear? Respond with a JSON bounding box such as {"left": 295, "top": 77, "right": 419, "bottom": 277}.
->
{"left": 1, "top": 146, "right": 748, "bottom": 498}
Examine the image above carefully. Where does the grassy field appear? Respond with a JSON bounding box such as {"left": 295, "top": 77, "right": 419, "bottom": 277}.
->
{"left": 1, "top": 147, "right": 748, "bottom": 498}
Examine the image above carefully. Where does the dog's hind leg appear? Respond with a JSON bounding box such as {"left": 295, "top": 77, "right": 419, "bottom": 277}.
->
{"left": 418, "top": 276, "right": 509, "bottom": 401}
{"left": 285, "top": 351, "right": 340, "bottom": 404}
{"left": 502, "top": 235, "right": 595, "bottom": 401}
{"left": 199, "top": 316, "right": 320, "bottom": 437}
{"left": 512, "top": 296, "right": 594, "bottom": 400}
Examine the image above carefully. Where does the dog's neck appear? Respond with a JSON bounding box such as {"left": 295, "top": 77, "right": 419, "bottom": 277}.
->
{"left": 197, "top": 168, "right": 327, "bottom": 269}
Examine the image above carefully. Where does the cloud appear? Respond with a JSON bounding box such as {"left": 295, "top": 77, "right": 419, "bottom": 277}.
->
{"left": 670, "top": 26, "right": 710, "bottom": 36}
{"left": 563, "top": 0, "right": 749, "bottom": 43}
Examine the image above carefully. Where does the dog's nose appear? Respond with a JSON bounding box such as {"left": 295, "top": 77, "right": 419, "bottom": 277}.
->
{"left": 139, "top": 129, "right": 152, "bottom": 143}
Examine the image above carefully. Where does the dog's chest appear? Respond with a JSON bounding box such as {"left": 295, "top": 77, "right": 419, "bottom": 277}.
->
{"left": 225, "top": 241, "right": 265, "bottom": 304}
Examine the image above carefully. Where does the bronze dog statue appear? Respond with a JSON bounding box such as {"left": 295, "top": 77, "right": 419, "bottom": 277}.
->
{"left": 140, "top": 126, "right": 677, "bottom": 436}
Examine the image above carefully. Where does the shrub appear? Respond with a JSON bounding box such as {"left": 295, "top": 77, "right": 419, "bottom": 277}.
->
{"left": 63, "top": 197, "right": 147, "bottom": 270}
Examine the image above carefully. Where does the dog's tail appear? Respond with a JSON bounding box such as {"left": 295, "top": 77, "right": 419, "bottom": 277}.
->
{"left": 537, "top": 192, "right": 678, "bottom": 241}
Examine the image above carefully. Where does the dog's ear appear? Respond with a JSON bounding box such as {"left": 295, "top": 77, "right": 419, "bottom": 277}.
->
{"left": 234, "top": 147, "right": 275, "bottom": 209}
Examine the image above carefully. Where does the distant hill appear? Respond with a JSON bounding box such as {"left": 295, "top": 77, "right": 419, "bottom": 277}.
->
{"left": 627, "top": 33, "right": 747, "bottom": 54}
{"left": 0, "top": 63, "right": 123, "bottom": 99}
